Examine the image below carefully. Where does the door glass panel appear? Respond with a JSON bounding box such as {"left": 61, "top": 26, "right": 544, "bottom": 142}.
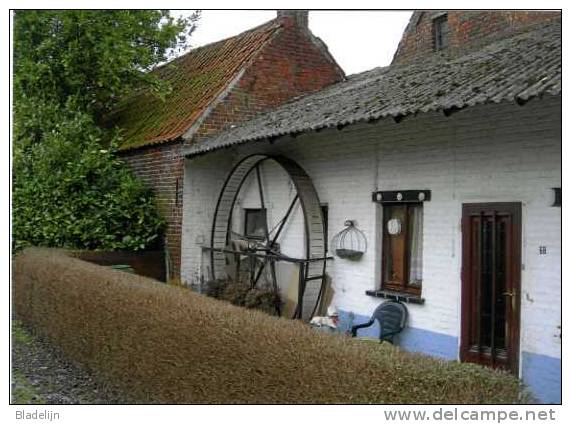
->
{"left": 494, "top": 218, "right": 507, "bottom": 350}
{"left": 480, "top": 218, "right": 493, "bottom": 348}
{"left": 470, "top": 218, "right": 480, "bottom": 347}
{"left": 477, "top": 215, "right": 508, "bottom": 351}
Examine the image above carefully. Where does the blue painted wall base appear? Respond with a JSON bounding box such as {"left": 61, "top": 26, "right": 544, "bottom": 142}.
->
{"left": 338, "top": 310, "right": 458, "bottom": 360}
{"left": 338, "top": 309, "right": 561, "bottom": 403}
{"left": 521, "top": 351, "right": 562, "bottom": 404}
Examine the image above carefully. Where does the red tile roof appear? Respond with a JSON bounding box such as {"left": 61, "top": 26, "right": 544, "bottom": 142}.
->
{"left": 110, "top": 20, "right": 282, "bottom": 151}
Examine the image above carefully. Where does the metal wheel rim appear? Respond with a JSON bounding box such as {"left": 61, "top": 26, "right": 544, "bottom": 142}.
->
{"left": 210, "top": 154, "right": 327, "bottom": 321}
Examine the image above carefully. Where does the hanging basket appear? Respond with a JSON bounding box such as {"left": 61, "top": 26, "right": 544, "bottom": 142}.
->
{"left": 331, "top": 220, "right": 367, "bottom": 260}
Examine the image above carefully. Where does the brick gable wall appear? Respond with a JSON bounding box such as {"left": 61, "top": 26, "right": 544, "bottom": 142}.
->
{"left": 392, "top": 10, "right": 560, "bottom": 64}
{"left": 189, "top": 20, "right": 344, "bottom": 141}
{"left": 120, "top": 142, "right": 184, "bottom": 278}
{"left": 120, "top": 19, "right": 344, "bottom": 279}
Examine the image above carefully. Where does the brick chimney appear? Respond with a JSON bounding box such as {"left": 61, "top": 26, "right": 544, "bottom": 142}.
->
{"left": 277, "top": 10, "right": 309, "bottom": 28}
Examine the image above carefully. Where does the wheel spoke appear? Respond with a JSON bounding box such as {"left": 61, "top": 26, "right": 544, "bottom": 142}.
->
{"left": 255, "top": 165, "right": 270, "bottom": 241}
{"left": 252, "top": 195, "right": 299, "bottom": 287}
{"left": 269, "top": 195, "right": 299, "bottom": 247}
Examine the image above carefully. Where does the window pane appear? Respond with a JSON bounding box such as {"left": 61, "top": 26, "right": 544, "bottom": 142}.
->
{"left": 440, "top": 20, "right": 449, "bottom": 48}
{"left": 245, "top": 209, "right": 266, "bottom": 238}
{"left": 408, "top": 205, "right": 423, "bottom": 285}
{"left": 434, "top": 15, "right": 449, "bottom": 50}
{"left": 384, "top": 205, "right": 406, "bottom": 285}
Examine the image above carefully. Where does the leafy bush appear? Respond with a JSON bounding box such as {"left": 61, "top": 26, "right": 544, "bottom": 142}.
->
{"left": 13, "top": 248, "right": 529, "bottom": 404}
{"left": 12, "top": 105, "right": 164, "bottom": 251}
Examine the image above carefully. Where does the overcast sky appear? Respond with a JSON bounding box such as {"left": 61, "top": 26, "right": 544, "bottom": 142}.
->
{"left": 173, "top": 10, "right": 413, "bottom": 75}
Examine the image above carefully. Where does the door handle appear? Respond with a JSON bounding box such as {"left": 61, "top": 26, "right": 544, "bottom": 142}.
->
{"left": 502, "top": 290, "right": 517, "bottom": 310}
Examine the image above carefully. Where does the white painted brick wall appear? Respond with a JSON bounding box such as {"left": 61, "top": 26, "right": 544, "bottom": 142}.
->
{"left": 181, "top": 96, "right": 561, "bottom": 361}
{"left": 180, "top": 152, "right": 234, "bottom": 285}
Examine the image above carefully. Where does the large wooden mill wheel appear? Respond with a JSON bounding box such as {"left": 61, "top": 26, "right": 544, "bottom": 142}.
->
{"left": 209, "top": 154, "right": 328, "bottom": 322}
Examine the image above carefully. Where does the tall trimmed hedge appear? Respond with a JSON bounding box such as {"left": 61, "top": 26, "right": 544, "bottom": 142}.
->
{"left": 13, "top": 248, "right": 528, "bottom": 404}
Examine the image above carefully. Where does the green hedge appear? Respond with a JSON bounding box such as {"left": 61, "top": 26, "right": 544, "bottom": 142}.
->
{"left": 13, "top": 248, "right": 528, "bottom": 404}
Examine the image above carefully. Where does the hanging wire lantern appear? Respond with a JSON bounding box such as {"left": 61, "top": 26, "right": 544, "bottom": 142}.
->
{"left": 331, "top": 220, "right": 367, "bottom": 260}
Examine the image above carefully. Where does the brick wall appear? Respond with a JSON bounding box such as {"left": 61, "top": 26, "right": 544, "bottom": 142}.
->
{"left": 182, "top": 95, "right": 561, "bottom": 401}
{"left": 70, "top": 250, "right": 166, "bottom": 282}
{"left": 121, "top": 18, "right": 344, "bottom": 279}
{"left": 189, "top": 19, "right": 344, "bottom": 141}
{"left": 392, "top": 10, "right": 561, "bottom": 64}
{"left": 120, "top": 142, "right": 184, "bottom": 277}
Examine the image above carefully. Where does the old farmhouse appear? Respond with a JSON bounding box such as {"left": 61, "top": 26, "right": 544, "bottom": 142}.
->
{"left": 113, "top": 11, "right": 562, "bottom": 403}
{"left": 111, "top": 11, "right": 344, "bottom": 277}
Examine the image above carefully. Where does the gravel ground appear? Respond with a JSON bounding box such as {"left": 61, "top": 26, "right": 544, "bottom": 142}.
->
{"left": 11, "top": 318, "right": 133, "bottom": 404}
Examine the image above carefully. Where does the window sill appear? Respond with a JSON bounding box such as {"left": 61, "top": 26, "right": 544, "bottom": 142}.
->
{"left": 365, "top": 289, "right": 425, "bottom": 305}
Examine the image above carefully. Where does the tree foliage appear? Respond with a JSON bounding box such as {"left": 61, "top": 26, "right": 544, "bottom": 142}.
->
{"left": 13, "top": 10, "right": 197, "bottom": 122}
{"left": 12, "top": 10, "right": 200, "bottom": 251}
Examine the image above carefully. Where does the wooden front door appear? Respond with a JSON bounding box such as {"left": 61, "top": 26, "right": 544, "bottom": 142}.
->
{"left": 460, "top": 203, "right": 521, "bottom": 374}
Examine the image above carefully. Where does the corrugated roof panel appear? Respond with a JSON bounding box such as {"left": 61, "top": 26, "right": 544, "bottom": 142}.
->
{"left": 185, "top": 19, "right": 560, "bottom": 157}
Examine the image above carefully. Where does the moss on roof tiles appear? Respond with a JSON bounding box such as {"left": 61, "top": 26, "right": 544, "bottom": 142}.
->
{"left": 110, "top": 20, "right": 282, "bottom": 151}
